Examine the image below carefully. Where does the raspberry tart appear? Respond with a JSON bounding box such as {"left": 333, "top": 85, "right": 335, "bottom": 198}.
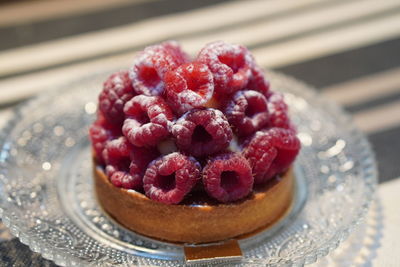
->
{"left": 90, "top": 41, "right": 301, "bottom": 243}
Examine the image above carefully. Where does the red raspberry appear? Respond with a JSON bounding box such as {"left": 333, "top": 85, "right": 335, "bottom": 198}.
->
{"left": 99, "top": 70, "right": 135, "bottom": 126}
{"left": 225, "top": 90, "right": 269, "bottom": 136}
{"left": 267, "top": 92, "right": 291, "bottom": 129}
{"left": 165, "top": 62, "right": 214, "bottom": 114}
{"left": 103, "top": 137, "right": 158, "bottom": 190}
{"left": 197, "top": 41, "right": 254, "bottom": 95}
{"left": 122, "top": 95, "right": 174, "bottom": 147}
{"left": 172, "top": 108, "right": 232, "bottom": 157}
{"left": 89, "top": 113, "right": 121, "bottom": 164}
{"left": 242, "top": 128, "right": 300, "bottom": 184}
{"left": 143, "top": 152, "right": 201, "bottom": 204}
{"left": 129, "top": 42, "right": 187, "bottom": 96}
{"left": 103, "top": 137, "right": 138, "bottom": 189}
{"left": 203, "top": 153, "right": 253, "bottom": 203}
{"left": 103, "top": 136, "right": 131, "bottom": 164}
{"left": 247, "top": 66, "right": 270, "bottom": 96}
{"left": 129, "top": 145, "right": 159, "bottom": 190}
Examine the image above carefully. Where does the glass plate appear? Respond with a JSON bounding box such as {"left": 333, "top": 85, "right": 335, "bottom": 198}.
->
{"left": 0, "top": 70, "right": 377, "bottom": 266}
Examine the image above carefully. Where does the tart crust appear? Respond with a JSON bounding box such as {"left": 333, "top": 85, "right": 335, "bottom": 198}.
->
{"left": 94, "top": 164, "right": 294, "bottom": 244}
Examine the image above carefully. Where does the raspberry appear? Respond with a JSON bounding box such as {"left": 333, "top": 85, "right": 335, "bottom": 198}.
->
{"left": 99, "top": 70, "right": 135, "bottom": 126}
{"left": 267, "top": 92, "right": 291, "bottom": 129}
{"left": 197, "top": 41, "right": 254, "bottom": 95}
{"left": 172, "top": 108, "right": 232, "bottom": 157}
{"left": 102, "top": 137, "right": 137, "bottom": 189}
{"left": 103, "top": 136, "right": 131, "bottom": 164}
{"left": 242, "top": 128, "right": 300, "bottom": 184}
{"left": 225, "top": 90, "right": 269, "bottom": 136}
{"left": 164, "top": 62, "right": 214, "bottom": 114}
{"left": 89, "top": 123, "right": 110, "bottom": 164}
{"left": 123, "top": 95, "right": 173, "bottom": 147}
{"left": 103, "top": 137, "right": 158, "bottom": 190}
{"left": 203, "top": 153, "right": 253, "bottom": 202}
{"left": 247, "top": 66, "right": 270, "bottom": 96}
{"left": 89, "top": 113, "right": 121, "bottom": 164}
{"left": 129, "top": 42, "right": 187, "bottom": 96}
{"left": 143, "top": 152, "right": 201, "bottom": 204}
{"left": 129, "top": 145, "right": 159, "bottom": 190}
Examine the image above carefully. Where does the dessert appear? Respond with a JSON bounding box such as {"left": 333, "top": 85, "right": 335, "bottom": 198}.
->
{"left": 90, "top": 41, "right": 301, "bottom": 243}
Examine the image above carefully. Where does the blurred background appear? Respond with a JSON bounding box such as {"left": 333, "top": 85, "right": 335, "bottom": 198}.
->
{"left": 0, "top": 0, "right": 399, "bottom": 266}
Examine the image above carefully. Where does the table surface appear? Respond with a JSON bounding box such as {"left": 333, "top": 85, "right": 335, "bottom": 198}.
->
{"left": 0, "top": 0, "right": 399, "bottom": 266}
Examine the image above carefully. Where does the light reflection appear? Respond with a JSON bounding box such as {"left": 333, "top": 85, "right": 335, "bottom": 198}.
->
{"left": 42, "top": 162, "right": 51, "bottom": 171}
{"left": 85, "top": 102, "right": 97, "bottom": 114}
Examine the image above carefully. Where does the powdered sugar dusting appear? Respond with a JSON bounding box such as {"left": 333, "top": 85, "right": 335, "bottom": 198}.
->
{"left": 122, "top": 95, "right": 173, "bottom": 147}
{"left": 165, "top": 62, "right": 214, "bottom": 114}
{"left": 196, "top": 41, "right": 254, "bottom": 94}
